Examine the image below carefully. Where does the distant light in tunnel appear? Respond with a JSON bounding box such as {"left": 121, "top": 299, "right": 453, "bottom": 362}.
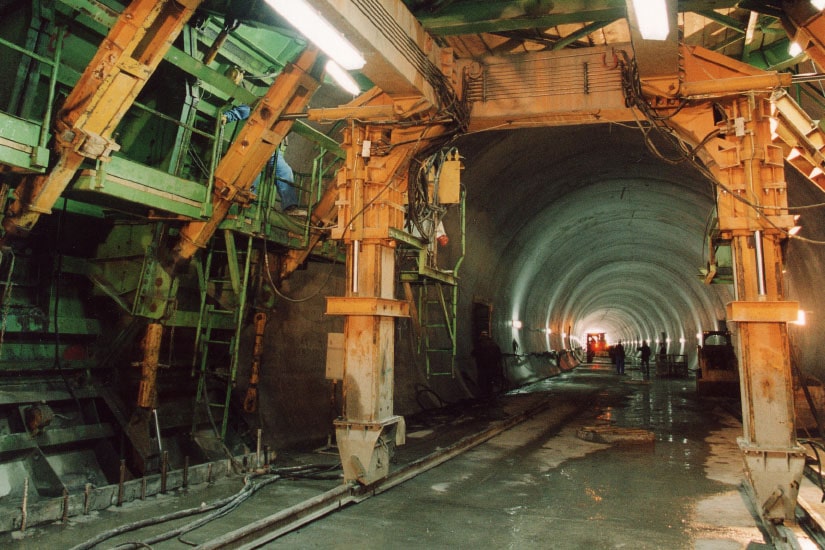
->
{"left": 793, "top": 310, "right": 807, "bottom": 326}
{"left": 511, "top": 319, "right": 523, "bottom": 330}
{"left": 789, "top": 42, "right": 804, "bottom": 57}
{"left": 679, "top": 337, "right": 686, "bottom": 344}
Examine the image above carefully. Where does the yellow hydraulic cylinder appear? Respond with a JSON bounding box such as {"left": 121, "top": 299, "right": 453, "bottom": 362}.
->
{"left": 137, "top": 322, "right": 164, "bottom": 409}
{"left": 243, "top": 312, "right": 267, "bottom": 413}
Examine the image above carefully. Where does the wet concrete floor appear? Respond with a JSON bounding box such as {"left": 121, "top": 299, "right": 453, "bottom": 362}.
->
{"left": 4, "top": 362, "right": 813, "bottom": 548}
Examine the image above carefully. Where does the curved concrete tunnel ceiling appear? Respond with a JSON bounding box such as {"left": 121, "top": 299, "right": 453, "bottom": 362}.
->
{"left": 454, "top": 123, "right": 734, "bottom": 358}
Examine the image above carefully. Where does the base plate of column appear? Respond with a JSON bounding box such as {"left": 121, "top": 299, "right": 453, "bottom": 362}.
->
{"left": 335, "top": 416, "right": 406, "bottom": 485}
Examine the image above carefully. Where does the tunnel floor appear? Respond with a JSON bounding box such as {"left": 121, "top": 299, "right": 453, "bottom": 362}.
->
{"left": 8, "top": 362, "right": 819, "bottom": 548}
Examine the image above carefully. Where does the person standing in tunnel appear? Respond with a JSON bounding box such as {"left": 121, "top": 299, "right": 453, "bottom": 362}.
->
{"left": 473, "top": 331, "right": 503, "bottom": 400}
{"left": 615, "top": 340, "right": 626, "bottom": 375}
{"left": 638, "top": 340, "right": 651, "bottom": 379}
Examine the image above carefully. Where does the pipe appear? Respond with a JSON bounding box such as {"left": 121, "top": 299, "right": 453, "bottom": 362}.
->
{"left": 201, "top": 396, "right": 557, "bottom": 549}
{"left": 680, "top": 73, "right": 792, "bottom": 97}
{"left": 153, "top": 408, "right": 163, "bottom": 455}
{"left": 352, "top": 240, "right": 360, "bottom": 294}
{"left": 754, "top": 229, "right": 767, "bottom": 297}
{"left": 41, "top": 28, "right": 63, "bottom": 150}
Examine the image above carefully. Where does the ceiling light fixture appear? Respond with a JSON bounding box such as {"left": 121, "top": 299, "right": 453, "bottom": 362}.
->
{"left": 265, "top": 0, "right": 366, "bottom": 71}
{"left": 630, "top": 0, "right": 670, "bottom": 41}
{"left": 812, "top": 0, "right": 825, "bottom": 11}
{"left": 325, "top": 60, "right": 361, "bottom": 95}
{"left": 789, "top": 41, "right": 804, "bottom": 57}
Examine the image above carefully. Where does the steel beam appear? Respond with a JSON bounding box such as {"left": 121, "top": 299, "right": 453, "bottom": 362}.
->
{"left": 410, "top": 0, "right": 738, "bottom": 36}
{"left": 670, "top": 94, "right": 803, "bottom": 525}
{"left": 1, "top": 0, "right": 202, "bottom": 240}
{"left": 625, "top": 0, "right": 680, "bottom": 91}
{"left": 325, "top": 113, "right": 451, "bottom": 484}
{"left": 171, "top": 49, "right": 324, "bottom": 265}
{"left": 782, "top": 0, "right": 825, "bottom": 72}
{"left": 300, "top": 0, "right": 454, "bottom": 109}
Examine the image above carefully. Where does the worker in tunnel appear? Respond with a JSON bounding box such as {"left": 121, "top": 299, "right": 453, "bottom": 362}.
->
{"left": 614, "top": 340, "right": 626, "bottom": 375}
{"left": 221, "top": 104, "right": 305, "bottom": 216}
{"left": 472, "top": 331, "right": 503, "bottom": 400}
{"left": 638, "top": 339, "right": 651, "bottom": 379}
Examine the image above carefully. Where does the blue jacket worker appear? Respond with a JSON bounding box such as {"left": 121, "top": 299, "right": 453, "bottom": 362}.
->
{"left": 222, "top": 104, "right": 304, "bottom": 216}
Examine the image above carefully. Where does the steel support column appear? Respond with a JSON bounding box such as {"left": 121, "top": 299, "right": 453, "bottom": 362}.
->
{"left": 326, "top": 121, "right": 408, "bottom": 484}
{"left": 325, "top": 116, "right": 450, "bottom": 484}
{"left": 700, "top": 94, "right": 803, "bottom": 523}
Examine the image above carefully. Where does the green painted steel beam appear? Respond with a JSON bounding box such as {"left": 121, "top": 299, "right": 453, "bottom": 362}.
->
{"left": 0, "top": 424, "right": 114, "bottom": 454}
{"left": 413, "top": 0, "right": 739, "bottom": 36}
{"left": 0, "top": 315, "right": 100, "bottom": 334}
{"left": 0, "top": 357, "right": 99, "bottom": 371}
{"left": 72, "top": 156, "right": 209, "bottom": 218}
{"left": 552, "top": 20, "right": 616, "bottom": 50}
{"left": 695, "top": 10, "right": 746, "bottom": 33}
{"left": 0, "top": 112, "right": 47, "bottom": 173}
{"left": 746, "top": 37, "right": 801, "bottom": 70}
{"left": 58, "top": 0, "right": 343, "bottom": 154}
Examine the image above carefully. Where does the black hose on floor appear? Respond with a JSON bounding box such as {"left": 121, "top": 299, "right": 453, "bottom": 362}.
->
{"left": 68, "top": 474, "right": 279, "bottom": 550}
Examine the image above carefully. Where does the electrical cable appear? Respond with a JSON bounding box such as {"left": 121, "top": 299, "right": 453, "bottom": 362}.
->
{"left": 108, "top": 474, "right": 282, "bottom": 550}
{"left": 258, "top": 202, "right": 339, "bottom": 304}
{"left": 618, "top": 52, "right": 825, "bottom": 246}
{"left": 67, "top": 474, "right": 277, "bottom": 550}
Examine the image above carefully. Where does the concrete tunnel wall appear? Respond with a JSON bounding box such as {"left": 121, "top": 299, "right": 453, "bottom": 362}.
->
{"left": 253, "top": 122, "right": 825, "bottom": 450}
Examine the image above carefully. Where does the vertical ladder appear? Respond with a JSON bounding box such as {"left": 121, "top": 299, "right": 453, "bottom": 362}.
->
{"left": 418, "top": 280, "right": 457, "bottom": 377}
{"left": 192, "top": 230, "right": 254, "bottom": 442}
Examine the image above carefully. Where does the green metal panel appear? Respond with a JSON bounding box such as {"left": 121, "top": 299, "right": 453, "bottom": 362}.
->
{"left": 72, "top": 156, "right": 209, "bottom": 218}
{"left": 0, "top": 112, "right": 47, "bottom": 172}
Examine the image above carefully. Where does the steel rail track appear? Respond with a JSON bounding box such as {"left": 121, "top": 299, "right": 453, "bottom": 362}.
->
{"left": 195, "top": 396, "right": 556, "bottom": 549}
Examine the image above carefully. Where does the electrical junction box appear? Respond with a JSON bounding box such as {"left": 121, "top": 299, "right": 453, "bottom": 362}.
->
{"left": 428, "top": 150, "right": 462, "bottom": 204}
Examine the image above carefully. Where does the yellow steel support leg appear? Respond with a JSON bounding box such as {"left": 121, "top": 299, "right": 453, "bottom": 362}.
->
{"left": 326, "top": 118, "right": 450, "bottom": 484}
{"left": 677, "top": 94, "right": 804, "bottom": 524}
{"left": 783, "top": 0, "right": 825, "bottom": 72}
{"left": 2, "top": 0, "right": 202, "bottom": 240}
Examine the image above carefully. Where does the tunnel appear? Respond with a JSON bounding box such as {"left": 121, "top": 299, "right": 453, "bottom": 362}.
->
{"left": 4, "top": 0, "right": 825, "bottom": 543}
{"left": 453, "top": 124, "right": 731, "bottom": 367}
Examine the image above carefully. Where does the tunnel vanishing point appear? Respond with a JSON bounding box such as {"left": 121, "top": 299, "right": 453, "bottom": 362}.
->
{"left": 1, "top": 0, "right": 825, "bottom": 536}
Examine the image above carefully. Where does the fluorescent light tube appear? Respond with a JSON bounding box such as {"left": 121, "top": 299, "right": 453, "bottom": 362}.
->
{"left": 631, "top": 0, "right": 670, "bottom": 41}
{"left": 266, "top": 0, "right": 366, "bottom": 71}
{"left": 325, "top": 60, "right": 361, "bottom": 95}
